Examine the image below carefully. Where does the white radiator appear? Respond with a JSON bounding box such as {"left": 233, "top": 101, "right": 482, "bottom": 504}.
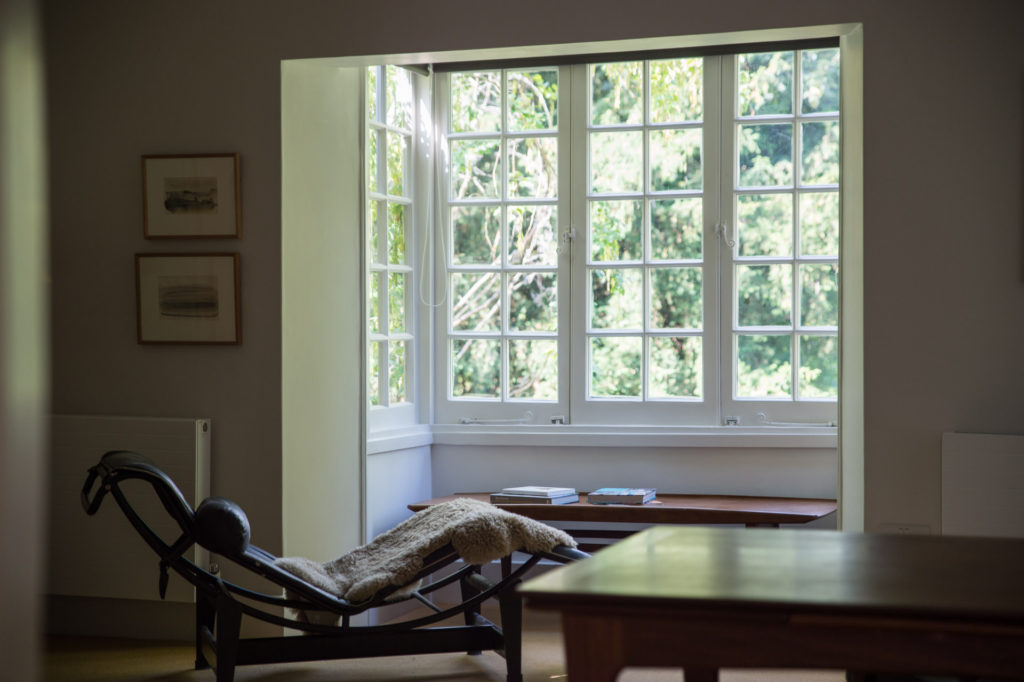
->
{"left": 941, "top": 431, "right": 1024, "bottom": 538}
{"left": 48, "top": 414, "right": 211, "bottom": 602}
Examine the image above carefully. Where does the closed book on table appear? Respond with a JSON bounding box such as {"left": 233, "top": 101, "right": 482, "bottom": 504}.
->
{"left": 500, "top": 485, "right": 576, "bottom": 498}
{"left": 490, "top": 493, "right": 580, "bottom": 505}
{"left": 587, "top": 488, "right": 657, "bottom": 505}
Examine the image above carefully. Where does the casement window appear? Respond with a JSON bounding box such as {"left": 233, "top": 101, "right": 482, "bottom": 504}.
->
{"left": 366, "top": 65, "right": 417, "bottom": 429}
{"left": 371, "top": 43, "right": 840, "bottom": 428}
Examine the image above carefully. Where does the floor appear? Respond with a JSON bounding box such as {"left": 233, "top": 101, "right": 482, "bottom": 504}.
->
{"left": 44, "top": 610, "right": 847, "bottom": 682}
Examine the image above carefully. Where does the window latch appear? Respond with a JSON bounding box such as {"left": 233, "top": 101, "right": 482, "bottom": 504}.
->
{"left": 715, "top": 222, "right": 736, "bottom": 249}
{"left": 557, "top": 228, "right": 577, "bottom": 256}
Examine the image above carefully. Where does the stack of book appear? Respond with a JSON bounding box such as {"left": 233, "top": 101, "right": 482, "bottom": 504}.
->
{"left": 489, "top": 486, "right": 579, "bottom": 505}
{"left": 587, "top": 487, "right": 657, "bottom": 505}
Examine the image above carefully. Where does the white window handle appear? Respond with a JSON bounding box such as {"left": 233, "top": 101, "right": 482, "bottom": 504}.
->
{"left": 715, "top": 222, "right": 736, "bottom": 249}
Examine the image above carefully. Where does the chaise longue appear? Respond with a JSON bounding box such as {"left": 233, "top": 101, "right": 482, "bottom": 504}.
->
{"left": 81, "top": 450, "right": 588, "bottom": 682}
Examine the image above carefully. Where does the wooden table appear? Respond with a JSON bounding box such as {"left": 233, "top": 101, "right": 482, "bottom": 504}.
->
{"left": 410, "top": 493, "right": 836, "bottom": 552}
{"left": 519, "top": 525, "right": 1024, "bottom": 681}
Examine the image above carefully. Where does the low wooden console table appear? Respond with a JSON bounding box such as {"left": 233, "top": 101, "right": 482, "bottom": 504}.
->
{"left": 409, "top": 493, "right": 836, "bottom": 553}
{"left": 520, "top": 525, "right": 1024, "bottom": 681}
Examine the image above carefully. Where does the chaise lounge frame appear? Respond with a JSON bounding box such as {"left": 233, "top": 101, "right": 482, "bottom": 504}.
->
{"left": 81, "top": 450, "right": 587, "bottom": 682}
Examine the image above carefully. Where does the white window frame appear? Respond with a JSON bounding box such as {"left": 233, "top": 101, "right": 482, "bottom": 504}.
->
{"left": 420, "top": 40, "right": 843, "bottom": 430}
{"left": 718, "top": 50, "right": 840, "bottom": 426}
{"left": 366, "top": 65, "right": 428, "bottom": 432}
{"left": 433, "top": 67, "right": 572, "bottom": 426}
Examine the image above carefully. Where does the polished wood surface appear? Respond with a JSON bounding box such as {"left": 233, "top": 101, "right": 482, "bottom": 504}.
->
{"left": 519, "top": 526, "right": 1024, "bottom": 681}
{"left": 409, "top": 493, "right": 836, "bottom": 526}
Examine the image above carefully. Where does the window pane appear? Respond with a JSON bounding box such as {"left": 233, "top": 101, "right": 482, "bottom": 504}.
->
{"left": 451, "top": 272, "right": 500, "bottom": 331}
{"left": 737, "top": 334, "right": 791, "bottom": 398}
{"left": 451, "top": 71, "right": 501, "bottom": 133}
{"left": 369, "top": 200, "right": 381, "bottom": 263}
{"left": 801, "top": 121, "right": 839, "bottom": 185}
{"left": 651, "top": 198, "right": 702, "bottom": 260}
{"left": 388, "top": 272, "right": 406, "bottom": 333}
{"left": 590, "top": 336, "right": 642, "bottom": 398}
{"left": 799, "top": 334, "right": 838, "bottom": 398}
{"left": 799, "top": 192, "right": 839, "bottom": 256}
{"left": 590, "top": 200, "right": 641, "bottom": 261}
{"left": 367, "top": 67, "right": 378, "bottom": 121}
{"left": 591, "top": 62, "right": 643, "bottom": 125}
{"left": 509, "top": 339, "right": 558, "bottom": 400}
{"left": 368, "top": 129, "right": 379, "bottom": 193}
{"left": 508, "top": 137, "right": 557, "bottom": 198}
{"left": 650, "top": 128, "right": 702, "bottom": 191}
{"left": 651, "top": 267, "right": 702, "bottom": 329}
{"left": 801, "top": 48, "right": 840, "bottom": 114}
{"left": 369, "top": 341, "right": 380, "bottom": 406}
{"left": 737, "top": 264, "right": 792, "bottom": 327}
{"left": 508, "top": 206, "right": 557, "bottom": 266}
{"left": 388, "top": 340, "right": 407, "bottom": 403}
{"left": 368, "top": 272, "right": 381, "bottom": 333}
{"left": 452, "top": 338, "right": 500, "bottom": 398}
{"left": 508, "top": 69, "right": 558, "bottom": 131}
{"left": 738, "top": 51, "right": 793, "bottom": 116}
{"left": 800, "top": 264, "right": 838, "bottom": 327}
{"left": 739, "top": 123, "right": 793, "bottom": 187}
{"left": 387, "top": 203, "right": 406, "bottom": 264}
{"left": 450, "top": 139, "right": 501, "bottom": 199}
{"left": 737, "top": 193, "right": 792, "bottom": 257}
{"left": 385, "top": 65, "right": 412, "bottom": 130}
{"left": 509, "top": 272, "right": 557, "bottom": 332}
{"left": 387, "top": 132, "right": 407, "bottom": 196}
{"left": 452, "top": 205, "right": 500, "bottom": 265}
{"left": 591, "top": 268, "right": 643, "bottom": 329}
{"left": 650, "top": 336, "right": 702, "bottom": 398}
{"left": 590, "top": 131, "right": 643, "bottom": 193}
{"left": 650, "top": 58, "right": 702, "bottom": 123}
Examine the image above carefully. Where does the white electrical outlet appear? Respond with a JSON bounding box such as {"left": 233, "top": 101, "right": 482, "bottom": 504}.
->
{"left": 878, "top": 522, "right": 932, "bottom": 535}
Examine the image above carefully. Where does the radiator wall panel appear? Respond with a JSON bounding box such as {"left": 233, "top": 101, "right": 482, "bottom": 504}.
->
{"left": 941, "top": 431, "right": 1024, "bottom": 538}
{"left": 48, "top": 415, "right": 211, "bottom": 603}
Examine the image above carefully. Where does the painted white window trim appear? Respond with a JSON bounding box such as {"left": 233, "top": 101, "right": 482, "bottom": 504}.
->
{"left": 368, "top": 422, "right": 835, "bottom": 453}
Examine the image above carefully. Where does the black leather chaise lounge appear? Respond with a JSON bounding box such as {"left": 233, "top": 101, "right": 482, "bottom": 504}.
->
{"left": 81, "top": 450, "right": 587, "bottom": 682}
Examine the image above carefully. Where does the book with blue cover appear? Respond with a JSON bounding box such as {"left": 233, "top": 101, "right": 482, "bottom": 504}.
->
{"left": 587, "top": 487, "right": 657, "bottom": 505}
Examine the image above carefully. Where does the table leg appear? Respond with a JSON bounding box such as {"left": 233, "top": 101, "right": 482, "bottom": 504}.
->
{"left": 684, "top": 668, "right": 719, "bottom": 682}
{"left": 561, "top": 614, "right": 626, "bottom": 682}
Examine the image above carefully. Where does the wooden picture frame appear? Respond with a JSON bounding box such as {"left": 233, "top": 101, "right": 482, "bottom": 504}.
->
{"left": 135, "top": 253, "right": 241, "bottom": 344}
{"left": 142, "top": 153, "right": 241, "bottom": 238}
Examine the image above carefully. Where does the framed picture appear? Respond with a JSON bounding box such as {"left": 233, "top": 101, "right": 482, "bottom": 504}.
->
{"left": 136, "top": 253, "right": 241, "bottom": 344}
{"left": 142, "top": 153, "right": 241, "bottom": 238}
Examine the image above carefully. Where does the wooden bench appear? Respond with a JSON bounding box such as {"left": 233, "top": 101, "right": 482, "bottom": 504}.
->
{"left": 410, "top": 493, "right": 837, "bottom": 553}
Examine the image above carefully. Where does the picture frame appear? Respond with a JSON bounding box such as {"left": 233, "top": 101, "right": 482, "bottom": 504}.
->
{"left": 135, "top": 253, "right": 241, "bottom": 344}
{"left": 142, "top": 153, "right": 241, "bottom": 238}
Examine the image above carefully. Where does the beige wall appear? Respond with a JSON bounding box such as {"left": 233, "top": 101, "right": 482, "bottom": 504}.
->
{"left": 44, "top": 0, "right": 1024, "bottom": 571}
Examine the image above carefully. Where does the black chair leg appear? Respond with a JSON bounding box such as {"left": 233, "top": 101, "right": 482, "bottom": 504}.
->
{"left": 461, "top": 566, "right": 483, "bottom": 655}
{"left": 498, "top": 578, "right": 523, "bottom": 682}
{"left": 214, "top": 596, "right": 242, "bottom": 682}
{"left": 195, "top": 592, "right": 216, "bottom": 670}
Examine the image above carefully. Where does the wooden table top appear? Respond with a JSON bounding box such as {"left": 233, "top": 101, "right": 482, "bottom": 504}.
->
{"left": 409, "top": 493, "right": 836, "bottom": 526}
{"left": 520, "top": 525, "right": 1024, "bottom": 623}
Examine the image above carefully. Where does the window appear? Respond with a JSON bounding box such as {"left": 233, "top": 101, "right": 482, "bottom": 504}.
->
{"left": 410, "top": 45, "right": 841, "bottom": 428}
{"left": 367, "top": 65, "right": 416, "bottom": 427}
{"left": 436, "top": 68, "right": 568, "bottom": 424}
{"left": 721, "top": 49, "right": 840, "bottom": 425}
{"left": 435, "top": 47, "right": 840, "bottom": 427}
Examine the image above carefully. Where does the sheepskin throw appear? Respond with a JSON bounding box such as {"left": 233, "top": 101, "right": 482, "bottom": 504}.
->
{"left": 275, "top": 498, "right": 576, "bottom": 604}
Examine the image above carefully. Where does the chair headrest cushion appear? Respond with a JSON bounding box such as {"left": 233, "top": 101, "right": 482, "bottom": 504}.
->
{"left": 194, "top": 497, "right": 251, "bottom": 557}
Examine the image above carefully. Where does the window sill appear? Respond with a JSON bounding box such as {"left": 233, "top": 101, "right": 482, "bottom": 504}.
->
{"left": 368, "top": 423, "right": 836, "bottom": 452}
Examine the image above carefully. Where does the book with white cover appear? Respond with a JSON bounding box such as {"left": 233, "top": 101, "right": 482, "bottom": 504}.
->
{"left": 587, "top": 487, "right": 657, "bottom": 505}
{"left": 490, "top": 493, "right": 580, "bottom": 505}
{"left": 500, "top": 485, "right": 576, "bottom": 498}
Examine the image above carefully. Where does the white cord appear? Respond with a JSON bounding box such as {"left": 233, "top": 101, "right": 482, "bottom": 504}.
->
{"left": 459, "top": 410, "right": 535, "bottom": 425}
{"left": 757, "top": 412, "right": 836, "bottom": 428}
